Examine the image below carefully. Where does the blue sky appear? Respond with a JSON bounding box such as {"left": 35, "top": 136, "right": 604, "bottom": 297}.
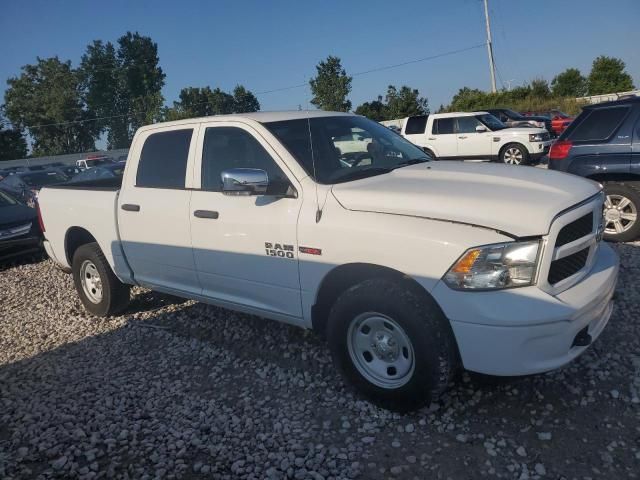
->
{"left": 1, "top": 0, "right": 639, "bottom": 113}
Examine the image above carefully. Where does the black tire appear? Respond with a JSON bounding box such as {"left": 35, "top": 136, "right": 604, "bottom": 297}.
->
{"left": 423, "top": 148, "right": 436, "bottom": 160}
{"left": 72, "top": 242, "right": 131, "bottom": 316}
{"left": 603, "top": 182, "right": 640, "bottom": 242}
{"left": 326, "top": 278, "right": 458, "bottom": 411}
{"left": 499, "top": 143, "right": 529, "bottom": 165}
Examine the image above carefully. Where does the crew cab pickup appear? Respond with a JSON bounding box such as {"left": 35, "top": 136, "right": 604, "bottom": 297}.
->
{"left": 39, "top": 111, "right": 618, "bottom": 410}
{"left": 400, "top": 112, "right": 552, "bottom": 165}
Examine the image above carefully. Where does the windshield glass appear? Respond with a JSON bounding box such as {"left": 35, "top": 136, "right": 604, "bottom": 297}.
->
{"left": 0, "top": 190, "right": 18, "bottom": 206}
{"left": 21, "top": 172, "right": 67, "bottom": 187}
{"left": 263, "top": 116, "right": 429, "bottom": 184}
{"left": 505, "top": 109, "right": 525, "bottom": 119}
{"left": 477, "top": 114, "right": 507, "bottom": 131}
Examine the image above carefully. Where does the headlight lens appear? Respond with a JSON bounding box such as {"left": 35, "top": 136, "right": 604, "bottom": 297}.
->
{"left": 444, "top": 240, "right": 541, "bottom": 290}
{"left": 529, "top": 133, "right": 544, "bottom": 142}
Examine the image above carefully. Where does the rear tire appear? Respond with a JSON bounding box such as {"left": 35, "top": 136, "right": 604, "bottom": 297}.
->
{"left": 603, "top": 182, "right": 640, "bottom": 242}
{"left": 423, "top": 148, "right": 436, "bottom": 160}
{"left": 500, "top": 143, "right": 529, "bottom": 165}
{"left": 326, "top": 278, "right": 457, "bottom": 411}
{"left": 72, "top": 242, "right": 131, "bottom": 316}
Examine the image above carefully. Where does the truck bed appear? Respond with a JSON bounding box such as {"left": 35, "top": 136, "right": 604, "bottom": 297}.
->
{"left": 46, "top": 176, "right": 123, "bottom": 191}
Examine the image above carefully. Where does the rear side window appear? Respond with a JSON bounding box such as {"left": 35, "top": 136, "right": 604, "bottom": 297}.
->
{"left": 405, "top": 115, "right": 428, "bottom": 135}
{"left": 433, "top": 118, "right": 455, "bottom": 134}
{"left": 136, "top": 129, "right": 193, "bottom": 188}
{"left": 566, "top": 107, "right": 630, "bottom": 142}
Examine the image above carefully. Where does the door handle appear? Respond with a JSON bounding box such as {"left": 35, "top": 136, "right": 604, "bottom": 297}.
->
{"left": 428, "top": 137, "right": 436, "bottom": 140}
{"left": 121, "top": 204, "right": 140, "bottom": 212}
{"left": 193, "top": 210, "right": 219, "bottom": 219}
{"left": 458, "top": 136, "right": 467, "bottom": 139}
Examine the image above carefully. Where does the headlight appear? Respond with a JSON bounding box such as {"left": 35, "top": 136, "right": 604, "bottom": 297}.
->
{"left": 529, "top": 133, "right": 545, "bottom": 142}
{"left": 443, "top": 240, "right": 541, "bottom": 290}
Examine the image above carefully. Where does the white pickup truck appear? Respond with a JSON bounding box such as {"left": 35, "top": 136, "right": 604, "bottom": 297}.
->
{"left": 399, "top": 112, "right": 552, "bottom": 165}
{"left": 38, "top": 111, "right": 618, "bottom": 410}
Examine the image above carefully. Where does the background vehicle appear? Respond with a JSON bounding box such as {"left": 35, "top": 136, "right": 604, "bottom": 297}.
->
{"left": 68, "top": 164, "right": 125, "bottom": 183}
{"left": 524, "top": 110, "right": 574, "bottom": 137}
{"left": 399, "top": 112, "right": 551, "bottom": 164}
{"left": 76, "top": 157, "right": 112, "bottom": 170}
{"left": 38, "top": 111, "right": 617, "bottom": 410}
{"left": 485, "top": 108, "right": 553, "bottom": 133}
{"left": 0, "top": 190, "right": 42, "bottom": 262}
{"left": 0, "top": 170, "right": 67, "bottom": 207}
{"left": 548, "top": 97, "right": 640, "bottom": 241}
{"left": 53, "top": 165, "right": 82, "bottom": 179}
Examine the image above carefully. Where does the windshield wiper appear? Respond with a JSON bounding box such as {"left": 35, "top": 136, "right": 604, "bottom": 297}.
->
{"left": 392, "top": 157, "right": 430, "bottom": 170}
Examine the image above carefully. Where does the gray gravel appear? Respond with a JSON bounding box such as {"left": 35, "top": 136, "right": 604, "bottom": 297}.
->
{"left": 1, "top": 242, "right": 639, "bottom": 479}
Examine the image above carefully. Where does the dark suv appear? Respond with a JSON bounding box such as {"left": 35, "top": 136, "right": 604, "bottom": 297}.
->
{"left": 485, "top": 108, "right": 553, "bottom": 133}
{"left": 548, "top": 97, "right": 640, "bottom": 242}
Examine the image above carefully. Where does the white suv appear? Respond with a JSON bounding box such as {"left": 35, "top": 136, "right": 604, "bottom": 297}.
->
{"left": 400, "top": 112, "right": 552, "bottom": 165}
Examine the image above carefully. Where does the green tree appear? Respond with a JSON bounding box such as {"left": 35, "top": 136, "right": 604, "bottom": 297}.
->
{"left": 551, "top": 68, "right": 587, "bottom": 97}
{"left": 384, "top": 85, "right": 429, "bottom": 119}
{"left": 529, "top": 78, "right": 551, "bottom": 98}
{"left": 0, "top": 110, "right": 27, "bottom": 160}
{"left": 78, "top": 32, "right": 165, "bottom": 149}
{"left": 4, "top": 57, "right": 98, "bottom": 156}
{"left": 232, "top": 85, "right": 260, "bottom": 113}
{"left": 354, "top": 96, "right": 386, "bottom": 121}
{"left": 309, "top": 56, "right": 352, "bottom": 111}
{"left": 588, "top": 56, "right": 634, "bottom": 95}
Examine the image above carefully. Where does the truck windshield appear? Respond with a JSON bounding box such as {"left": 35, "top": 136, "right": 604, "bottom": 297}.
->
{"left": 263, "top": 116, "right": 429, "bottom": 184}
{"left": 477, "top": 114, "right": 507, "bottom": 131}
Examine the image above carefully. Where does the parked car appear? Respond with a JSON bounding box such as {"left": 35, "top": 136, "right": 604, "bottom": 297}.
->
{"left": 68, "top": 164, "right": 125, "bottom": 183}
{"left": 399, "top": 112, "right": 551, "bottom": 164}
{"left": 485, "top": 108, "right": 553, "bottom": 133}
{"left": 0, "top": 170, "right": 68, "bottom": 207}
{"left": 524, "top": 110, "right": 574, "bottom": 137}
{"left": 0, "top": 190, "right": 42, "bottom": 262}
{"left": 38, "top": 111, "right": 618, "bottom": 410}
{"left": 76, "top": 157, "right": 112, "bottom": 170}
{"left": 54, "top": 165, "right": 82, "bottom": 179}
{"left": 548, "top": 97, "right": 640, "bottom": 242}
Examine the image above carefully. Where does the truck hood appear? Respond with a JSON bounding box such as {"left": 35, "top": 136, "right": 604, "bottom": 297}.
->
{"left": 331, "top": 162, "right": 600, "bottom": 237}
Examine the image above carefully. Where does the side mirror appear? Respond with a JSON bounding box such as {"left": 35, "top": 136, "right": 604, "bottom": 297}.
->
{"left": 475, "top": 125, "right": 488, "bottom": 133}
{"left": 221, "top": 168, "right": 269, "bottom": 196}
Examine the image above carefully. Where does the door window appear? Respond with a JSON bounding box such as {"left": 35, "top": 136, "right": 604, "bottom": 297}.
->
{"left": 201, "top": 127, "right": 288, "bottom": 192}
{"left": 456, "top": 116, "right": 482, "bottom": 133}
{"left": 432, "top": 118, "right": 455, "bottom": 134}
{"left": 405, "top": 115, "right": 429, "bottom": 135}
{"left": 136, "top": 129, "right": 193, "bottom": 189}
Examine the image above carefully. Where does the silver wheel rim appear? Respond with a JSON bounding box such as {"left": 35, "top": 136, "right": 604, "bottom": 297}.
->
{"left": 347, "top": 312, "right": 415, "bottom": 389}
{"left": 604, "top": 194, "right": 637, "bottom": 235}
{"left": 504, "top": 147, "right": 523, "bottom": 165}
{"left": 80, "top": 260, "right": 103, "bottom": 304}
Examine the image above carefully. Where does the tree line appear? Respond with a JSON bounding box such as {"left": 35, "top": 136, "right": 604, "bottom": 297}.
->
{"left": 0, "top": 35, "right": 636, "bottom": 161}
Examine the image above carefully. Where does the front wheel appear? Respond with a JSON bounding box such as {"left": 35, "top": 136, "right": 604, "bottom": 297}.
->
{"left": 72, "top": 242, "right": 131, "bottom": 316}
{"left": 500, "top": 143, "right": 529, "bottom": 165}
{"left": 326, "top": 278, "right": 458, "bottom": 411}
{"left": 603, "top": 183, "right": 640, "bottom": 242}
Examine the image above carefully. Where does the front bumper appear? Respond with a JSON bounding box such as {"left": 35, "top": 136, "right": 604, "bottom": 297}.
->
{"left": 432, "top": 242, "right": 619, "bottom": 376}
{"left": 530, "top": 140, "right": 552, "bottom": 159}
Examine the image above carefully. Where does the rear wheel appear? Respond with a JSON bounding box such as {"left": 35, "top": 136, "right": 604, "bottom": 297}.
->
{"left": 423, "top": 148, "right": 436, "bottom": 160}
{"left": 500, "top": 143, "right": 529, "bottom": 165}
{"left": 603, "top": 183, "right": 640, "bottom": 242}
{"left": 72, "top": 242, "right": 131, "bottom": 316}
{"left": 326, "top": 278, "right": 457, "bottom": 411}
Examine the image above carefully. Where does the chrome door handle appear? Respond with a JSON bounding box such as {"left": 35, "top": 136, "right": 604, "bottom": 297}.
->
{"left": 194, "top": 210, "right": 219, "bottom": 219}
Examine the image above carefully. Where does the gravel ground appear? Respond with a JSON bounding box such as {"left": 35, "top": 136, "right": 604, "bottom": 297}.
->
{"left": 1, "top": 243, "right": 639, "bottom": 480}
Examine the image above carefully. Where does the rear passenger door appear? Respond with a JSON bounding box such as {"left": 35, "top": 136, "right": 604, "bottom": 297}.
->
{"left": 118, "top": 125, "right": 201, "bottom": 294}
{"left": 431, "top": 118, "right": 457, "bottom": 157}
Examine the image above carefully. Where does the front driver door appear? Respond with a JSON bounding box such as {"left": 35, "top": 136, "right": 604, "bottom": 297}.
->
{"left": 189, "top": 122, "right": 303, "bottom": 319}
{"left": 455, "top": 116, "right": 493, "bottom": 159}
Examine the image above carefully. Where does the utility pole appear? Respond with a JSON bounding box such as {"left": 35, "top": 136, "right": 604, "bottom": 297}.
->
{"left": 483, "top": 0, "right": 498, "bottom": 93}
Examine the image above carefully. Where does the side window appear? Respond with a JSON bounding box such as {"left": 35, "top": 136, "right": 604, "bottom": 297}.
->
{"left": 568, "top": 107, "right": 630, "bottom": 142}
{"left": 136, "top": 129, "right": 193, "bottom": 189}
{"left": 433, "top": 118, "right": 455, "bottom": 135}
{"left": 456, "top": 116, "right": 481, "bottom": 134}
{"left": 201, "top": 127, "right": 288, "bottom": 192}
{"left": 405, "top": 115, "right": 429, "bottom": 135}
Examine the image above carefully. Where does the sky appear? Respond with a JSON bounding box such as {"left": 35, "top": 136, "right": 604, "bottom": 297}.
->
{"left": 1, "top": 0, "right": 639, "bottom": 116}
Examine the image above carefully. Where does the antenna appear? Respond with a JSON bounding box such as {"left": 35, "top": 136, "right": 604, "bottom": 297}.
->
{"left": 483, "top": 0, "right": 498, "bottom": 93}
{"left": 305, "top": 99, "right": 322, "bottom": 223}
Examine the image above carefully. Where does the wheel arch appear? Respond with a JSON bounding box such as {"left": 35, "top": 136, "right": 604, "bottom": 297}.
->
{"left": 64, "top": 226, "right": 99, "bottom": 266}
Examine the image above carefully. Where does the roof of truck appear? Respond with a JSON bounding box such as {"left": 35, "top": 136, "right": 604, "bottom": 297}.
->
{"left": 137, "top": 110, "right": 355, "bottom": 132}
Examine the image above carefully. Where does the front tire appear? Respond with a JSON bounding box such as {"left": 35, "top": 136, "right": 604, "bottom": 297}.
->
{"left": 603, "top": 183, "right": 640, "bottom": 242}
{"left": 326, "top": 278, "right": 457, "bottom": 411}
{"left": 500, "top": 143, "right": 529, "bottom": 165}
{"left": 72, "top": 242, "right": 131, "bottom": 316}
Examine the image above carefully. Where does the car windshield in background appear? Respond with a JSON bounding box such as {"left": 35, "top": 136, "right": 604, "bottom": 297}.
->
{"left": 477, "top": 114, "right": 507, "bottom": 131}
{"left": 505, "top": 109, "right": 526, "bottom": 119}
{"left": 21, "top": 172, "right": 67, "bottom": 186}
{"left": 263, "top": 116, "right": 429, "bottom": 184}
{"left": 0, "top": 190, "right": 18, "bottom": 206}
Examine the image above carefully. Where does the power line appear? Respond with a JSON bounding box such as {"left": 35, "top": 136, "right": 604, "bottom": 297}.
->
{"left": 23, "top": 43, "right": 486, "bottom": 130}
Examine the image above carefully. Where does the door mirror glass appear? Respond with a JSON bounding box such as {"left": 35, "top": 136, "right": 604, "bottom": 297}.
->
{"left": 221, "top": 168, "right": 268, "bottom": 196}
{"left": 475, "top": 125, "right": 487, "bottom": 133}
